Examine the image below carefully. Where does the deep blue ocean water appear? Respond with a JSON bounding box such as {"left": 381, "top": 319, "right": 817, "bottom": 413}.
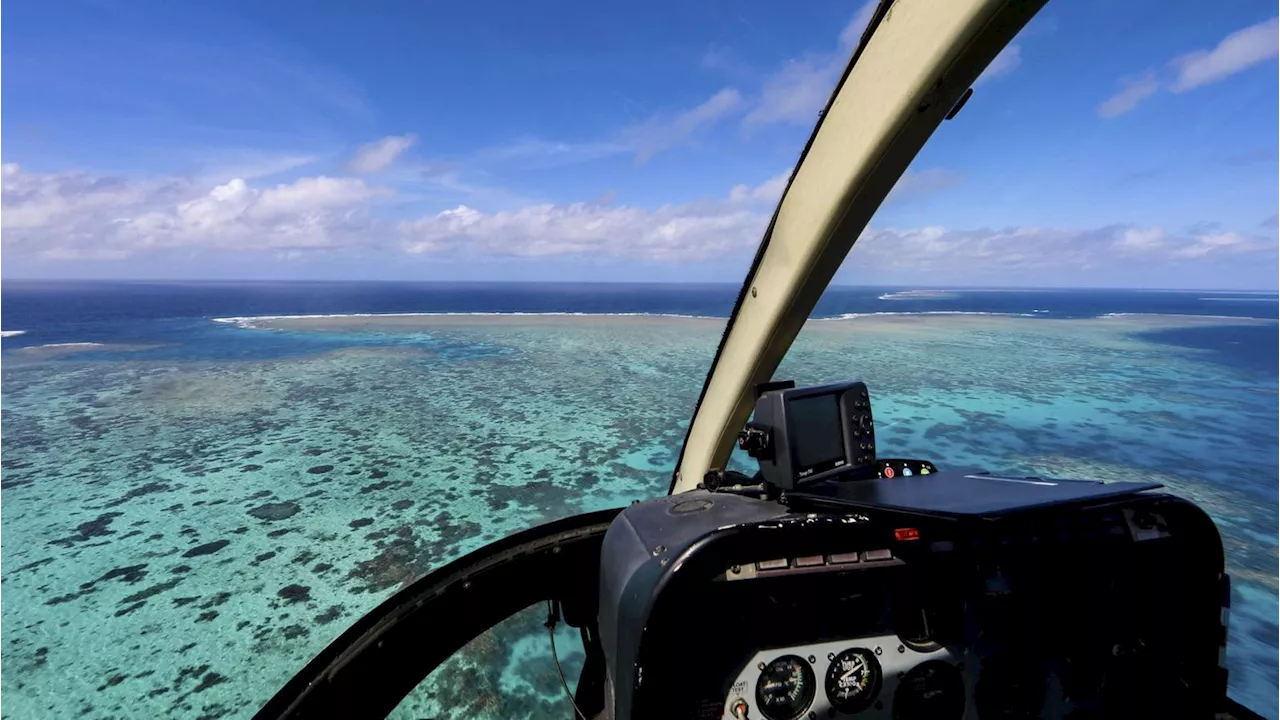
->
{"left": 3, "top": 281, "right": 1277, "bottom": 364}
{"left": 1, "top": 281, "right": 1276, "bottom": 719}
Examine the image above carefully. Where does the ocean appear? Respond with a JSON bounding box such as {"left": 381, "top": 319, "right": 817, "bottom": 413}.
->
{"left": 1, "top": 281, "right": 1276, "bottom": 719}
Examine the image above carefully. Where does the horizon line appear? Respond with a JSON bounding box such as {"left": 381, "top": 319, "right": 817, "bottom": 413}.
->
{"left": 2, "top": 278, "right": 1278, "bottom": 294}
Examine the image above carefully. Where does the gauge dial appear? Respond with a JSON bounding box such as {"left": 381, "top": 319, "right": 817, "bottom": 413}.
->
{"left": 893, "top": 660, "right": 966, "bottom": 720}
{"left": 824, "top": 648, "right": 881, "bottom": 713}
{"left": 755, "top": 655, "right": 815, "bottom": 720}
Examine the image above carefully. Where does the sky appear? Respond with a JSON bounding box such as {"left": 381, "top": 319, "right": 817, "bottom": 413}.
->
{"left": 2, "top": 0, "right": 1277, "bottom": 289}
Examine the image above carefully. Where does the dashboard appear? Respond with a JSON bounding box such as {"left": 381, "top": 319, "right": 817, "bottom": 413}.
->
{"left": 597, "top": 473, "right": 1228, "bottom": 720}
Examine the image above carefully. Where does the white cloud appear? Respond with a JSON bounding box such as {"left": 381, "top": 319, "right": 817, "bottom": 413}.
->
{"left": 398, "top": 173, "right": 783, "bottom": 261}
{"left": 471, "top": 138, "right": 627, "bottom": 170}
{"left": 742, "top": 12, "right": 859, "bottom": 131}
{"left": 838, "top": 1, "right": 878, "bottom": 51}
{"left": 346, "top": 134, "right": 418, "bottom": 174}
{"left": 1170, "top": 231, "right": 1260, "bottom": 258}
{"left": 0, "top": 163, "right": 187, "bottom": 230}
{"left": 1, "top": 164, "right": 391, "bottom": 258}
{"left": 1171, "top": 17, "right": 1279, "bottom": 92}
{"left": 975, "top": 45, "right": 1023, "bottom": 86}
{"left": 1100, "top": 18, "right": 1278, "bottom": 118}
{"left": 125, "top": 175, "right": 390, "bottom": 250}
{"left": 1097, "top": 72, "right": 1160, "bottom": 118}
{"left": 194, "top": 152, "right": 319, "bottom": 181}
{"left": 624, "top": 89, "right": 744, "bottom": 163}
{"left": 742, "top": 57, "right": 839, "bottom": 128}
{"left": 850, "top": 224, "right": 1274, "bottom": 274}
{"left": 1114, "top": 226, "right": 1166, "bottom": 253}
{"left": 729, "top": 169, "right": 791, "bottom": 204}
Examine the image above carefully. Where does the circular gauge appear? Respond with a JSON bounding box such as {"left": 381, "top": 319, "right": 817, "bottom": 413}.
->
{"left": 893, "top": 660, "right": 966, "bottom": 720}
{"left": 755, "top": 655, "right": 815, "bottom": 720}
{"left": 825, "top": 648, "right": 881, "bottom": 713}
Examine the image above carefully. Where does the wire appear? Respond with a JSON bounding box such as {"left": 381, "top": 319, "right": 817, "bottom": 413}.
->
{"left": 545, "top": 599, "right": 590, "bottom": 720}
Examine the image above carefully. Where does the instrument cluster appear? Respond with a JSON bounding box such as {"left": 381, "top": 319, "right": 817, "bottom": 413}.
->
{"left": 724, "top": 635, "right": 963, "bottom": 720}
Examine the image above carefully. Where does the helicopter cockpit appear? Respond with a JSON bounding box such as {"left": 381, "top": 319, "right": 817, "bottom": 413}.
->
{"left": 253, "top": 0, "right": 1265, "bottom": 718}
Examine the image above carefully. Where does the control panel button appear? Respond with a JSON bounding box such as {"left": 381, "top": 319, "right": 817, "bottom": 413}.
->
{"left": 829, "top": 552, "right": 860, "bottom": 565}
{"left": 758, "top": 558, "right": 789, "bottom": 571}
{"left": 795, "top": 555, "right": 824, "bottom": 567}
{"left": 862, "top": 549, "right": 892, "bottom": 562}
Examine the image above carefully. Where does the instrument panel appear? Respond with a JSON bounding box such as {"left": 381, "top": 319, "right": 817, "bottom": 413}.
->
{"left": 599, "top": 482, "right": 1228, "bottom": 720}
{"left": 724, "top": 635, "right": 959, "bottom": 720}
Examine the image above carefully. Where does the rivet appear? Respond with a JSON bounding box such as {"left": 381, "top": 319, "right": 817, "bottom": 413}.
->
{"left": 751, "top": 286, "right": 758, "bottom": 298}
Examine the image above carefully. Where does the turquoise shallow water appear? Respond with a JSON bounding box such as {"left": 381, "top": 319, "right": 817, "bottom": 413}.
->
{"left": 2, "top": 313, "right": 1276, "bottom": 719}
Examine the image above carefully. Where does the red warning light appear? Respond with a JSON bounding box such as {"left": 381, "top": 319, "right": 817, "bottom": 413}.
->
{"left": 894, "top": 527, "right": 921, "bottom": 542}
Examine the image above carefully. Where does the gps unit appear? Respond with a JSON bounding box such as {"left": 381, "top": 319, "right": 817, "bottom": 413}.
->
{"left": 739, "top": 381, "right": 876, "bottom": 490}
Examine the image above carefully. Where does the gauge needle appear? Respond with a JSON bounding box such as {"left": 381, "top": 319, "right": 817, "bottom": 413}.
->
{"left": 841, "top": 658, "right": 864, "bottom": 682}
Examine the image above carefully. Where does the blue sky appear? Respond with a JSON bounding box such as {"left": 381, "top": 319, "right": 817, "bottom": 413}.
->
{"left": 2, "top": 0, "right": 1277, "bottom": 288}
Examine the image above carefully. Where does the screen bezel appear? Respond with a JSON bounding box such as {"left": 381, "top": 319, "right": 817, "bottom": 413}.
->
{"left": 785, "top": 388, "right": 849, "bottom": 481}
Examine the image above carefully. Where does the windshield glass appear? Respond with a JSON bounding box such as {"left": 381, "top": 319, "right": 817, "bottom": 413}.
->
{"left": 2, "top": 2, "right": 1276, "bottom": 720}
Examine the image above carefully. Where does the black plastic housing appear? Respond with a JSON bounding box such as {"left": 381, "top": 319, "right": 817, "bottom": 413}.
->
{"left": 751, "top": 381, "right": 876, "bottom": 490}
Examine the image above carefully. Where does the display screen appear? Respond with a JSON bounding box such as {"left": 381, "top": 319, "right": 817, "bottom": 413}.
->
{"left": 788, "top": 393, "right": 846, "bottom": 478}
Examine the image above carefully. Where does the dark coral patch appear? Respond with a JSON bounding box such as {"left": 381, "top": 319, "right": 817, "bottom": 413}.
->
{"left": 314, "top": 605, "right": 345, "bottom": 624}
{"left": 99, "top": 564, "right": 149, "bottom": 583}
{"left": 348, "top": 518, "right": 374, "bottom": 529}
{"left": 182, "top": 540, "right": 230, "bottom": 558}
{"left": 115, "top": 601, "right": 146, "bottom": 617}
{"left": 247, "top": 502, "right": 300, "bottom": 521}
{"left": 277, "top": 584, "right": 311, "bottom": 604}
{"left": 11, "top": 557, "right": 55, "bottom": 575}
{"left": 306, "top": 465, "right": 333, "bottom": 475}
{"left": 103, "top": 482, "right": 172, "bottom": 508}
{"left": 122, "top": 577, "right": 183, "bottom": 604}
{"left": 50, "top": 512, "right": 123, "bottom": 547}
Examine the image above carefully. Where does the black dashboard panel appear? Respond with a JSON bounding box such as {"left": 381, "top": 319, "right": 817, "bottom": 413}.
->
{"left": 597, "top": 482, "right": 1227, "bottom": 720}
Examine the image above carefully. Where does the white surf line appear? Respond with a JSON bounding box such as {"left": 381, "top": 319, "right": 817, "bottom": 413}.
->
{"left": 211, "top": 311, "right": 727, "bottom": 328}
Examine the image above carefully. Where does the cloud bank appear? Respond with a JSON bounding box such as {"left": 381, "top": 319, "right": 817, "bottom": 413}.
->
{"left": 6, "top": 163, "right": 1270, "bottom": 276}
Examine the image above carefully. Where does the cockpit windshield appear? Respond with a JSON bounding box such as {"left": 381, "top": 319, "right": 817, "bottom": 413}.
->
{"left": 2, "top": 2, "right": 1276, "bottom": 720}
